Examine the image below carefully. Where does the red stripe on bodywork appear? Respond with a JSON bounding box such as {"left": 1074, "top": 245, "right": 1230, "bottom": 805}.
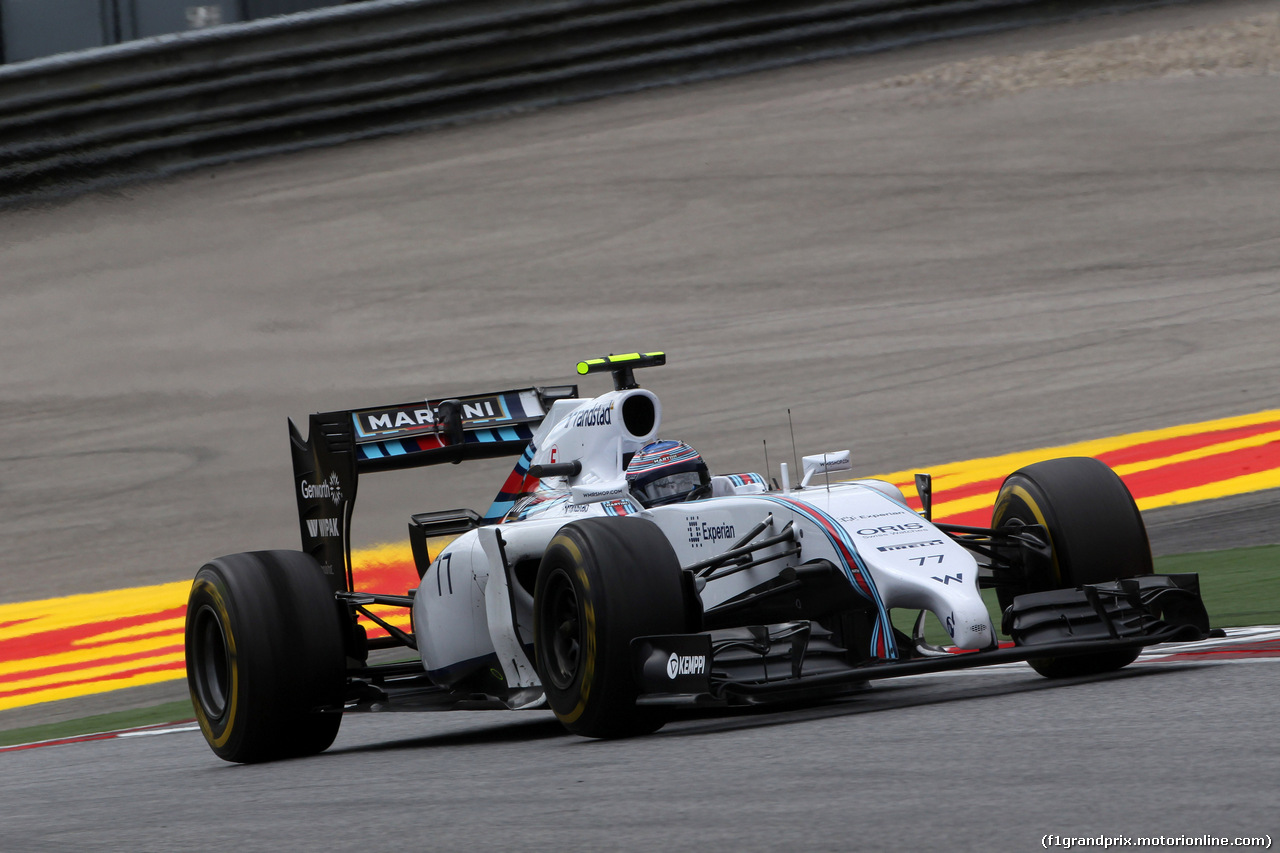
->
{"left": 770, "top": 498, "right": 888, "bottom": 656}
{"left": 778, "top": 499, "right": 874, "bottom": 600}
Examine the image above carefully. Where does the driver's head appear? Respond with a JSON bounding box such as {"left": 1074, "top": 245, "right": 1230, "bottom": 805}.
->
{"left": 625, "top": 440, "right": 710, "bottom": 508}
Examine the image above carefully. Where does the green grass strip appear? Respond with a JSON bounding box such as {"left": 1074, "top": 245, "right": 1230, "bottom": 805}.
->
{"left": 0, "top": 701, "right": 194, "bottom": 748}
{"left": 1156, "top": 544, "right": 1280, "bottom": 627}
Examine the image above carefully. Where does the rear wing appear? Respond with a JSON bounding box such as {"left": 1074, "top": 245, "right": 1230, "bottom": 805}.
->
{"left": 289, "top": 385, "right": 578, "bottom": 593}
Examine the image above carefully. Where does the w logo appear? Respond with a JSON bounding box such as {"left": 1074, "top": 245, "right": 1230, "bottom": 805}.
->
{"left": 931, "top": 572, "right": 964, "bottom": 585}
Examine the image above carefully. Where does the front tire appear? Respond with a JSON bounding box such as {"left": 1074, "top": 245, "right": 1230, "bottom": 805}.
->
{"left": 993, "top": 457, "right": 1152, "bottom": 678}
{"left": 185, "top": 550, "right": 346, "bottom": 763}
{"left": 533, "top": 517, "right": 686, "bottom": 738}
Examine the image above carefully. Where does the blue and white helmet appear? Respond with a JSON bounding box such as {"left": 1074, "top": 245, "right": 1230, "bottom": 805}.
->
{"left": 625, "top": 439, "right": 711, "bottom": 508}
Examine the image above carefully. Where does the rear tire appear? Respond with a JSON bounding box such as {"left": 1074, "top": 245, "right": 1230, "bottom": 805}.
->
{"left": 533, "top": 517, "right": 686, "bottom": 738}
{"left": 185, "top": 550, "right": 346, "bottom": 763}
{"left": 992, "top": 457, "right": 1152, "bottom": 678}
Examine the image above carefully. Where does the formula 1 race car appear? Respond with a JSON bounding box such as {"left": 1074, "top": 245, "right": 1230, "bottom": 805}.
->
{"left": 184, "top": 353, "right": 1216, "bottom": 763}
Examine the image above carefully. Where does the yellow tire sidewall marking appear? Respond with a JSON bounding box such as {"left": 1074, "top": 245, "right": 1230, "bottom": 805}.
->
{"left": 190, "top": 576, "right": 240, "bottom": 750}
{"left": 994, "top": 483, "right": 1062, "bottom": 587}
{"left": 554, "top": 536, "right": 597, "bottom": 726}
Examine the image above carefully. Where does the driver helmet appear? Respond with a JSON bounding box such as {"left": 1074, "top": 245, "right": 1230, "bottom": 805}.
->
{"left": 625, "top": 440, "right": 711, "bottom": 507}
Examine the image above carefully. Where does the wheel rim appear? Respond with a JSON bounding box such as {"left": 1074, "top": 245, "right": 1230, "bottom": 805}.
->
{"left": 540, "top": 567, "right": 582, "bottom": 691}
{"left": 191, "top": 604, "right": 231, "bottom": 720}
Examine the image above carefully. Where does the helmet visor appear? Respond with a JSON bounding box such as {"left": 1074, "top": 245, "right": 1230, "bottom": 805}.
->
{"left": 634, "top": 470, "right": 706, "bottom": 506}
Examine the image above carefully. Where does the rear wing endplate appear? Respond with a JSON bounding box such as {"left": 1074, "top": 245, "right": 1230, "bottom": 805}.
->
{"left": 288, "top": 385, "right": 577, "bottom": 592}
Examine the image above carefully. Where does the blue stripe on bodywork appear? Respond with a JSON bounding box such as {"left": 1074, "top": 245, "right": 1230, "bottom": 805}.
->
{"left": 486, "top": 500, "right": 516, "bottom": 519}
{"left": 759, "top": 496, "right": 897, "bottom": 659}
{"left": 483, "top": 442, "right": 538, "bottom": 521}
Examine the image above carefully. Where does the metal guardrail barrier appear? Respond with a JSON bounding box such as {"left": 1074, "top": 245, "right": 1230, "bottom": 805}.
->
{"left": 0, "top": 0, "right": 1176, "bottom": 206}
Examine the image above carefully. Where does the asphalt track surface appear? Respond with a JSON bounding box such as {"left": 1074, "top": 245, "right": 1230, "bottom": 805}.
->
{"left": 5, "top": 660, "right": 1279, "bottom": 851}
{"left": 2, "top": 0, "right": 1279, "bottom": 848}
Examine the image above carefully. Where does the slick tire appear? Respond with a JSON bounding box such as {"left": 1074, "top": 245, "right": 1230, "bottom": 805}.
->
{"left": 185, "top": 550, "right": 346, "bottom": 763}
{"left": 993, "top": 457, "right": 1152, "bottom": 678}
{"left": 533, "top": 517, "right": 686, "bottom": 739}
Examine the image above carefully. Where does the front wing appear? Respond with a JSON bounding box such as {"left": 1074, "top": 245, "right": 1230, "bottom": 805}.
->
{"left": 633, "top": 574, "right": 1217, "bottom": 705}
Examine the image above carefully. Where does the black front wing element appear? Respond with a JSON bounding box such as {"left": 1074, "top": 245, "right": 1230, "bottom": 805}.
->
{"left": 633, "top": 574, "right": 1216, "bottom": 706}
{"left": 1003, "top": 573, "right": 1210, "bottom": 644}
